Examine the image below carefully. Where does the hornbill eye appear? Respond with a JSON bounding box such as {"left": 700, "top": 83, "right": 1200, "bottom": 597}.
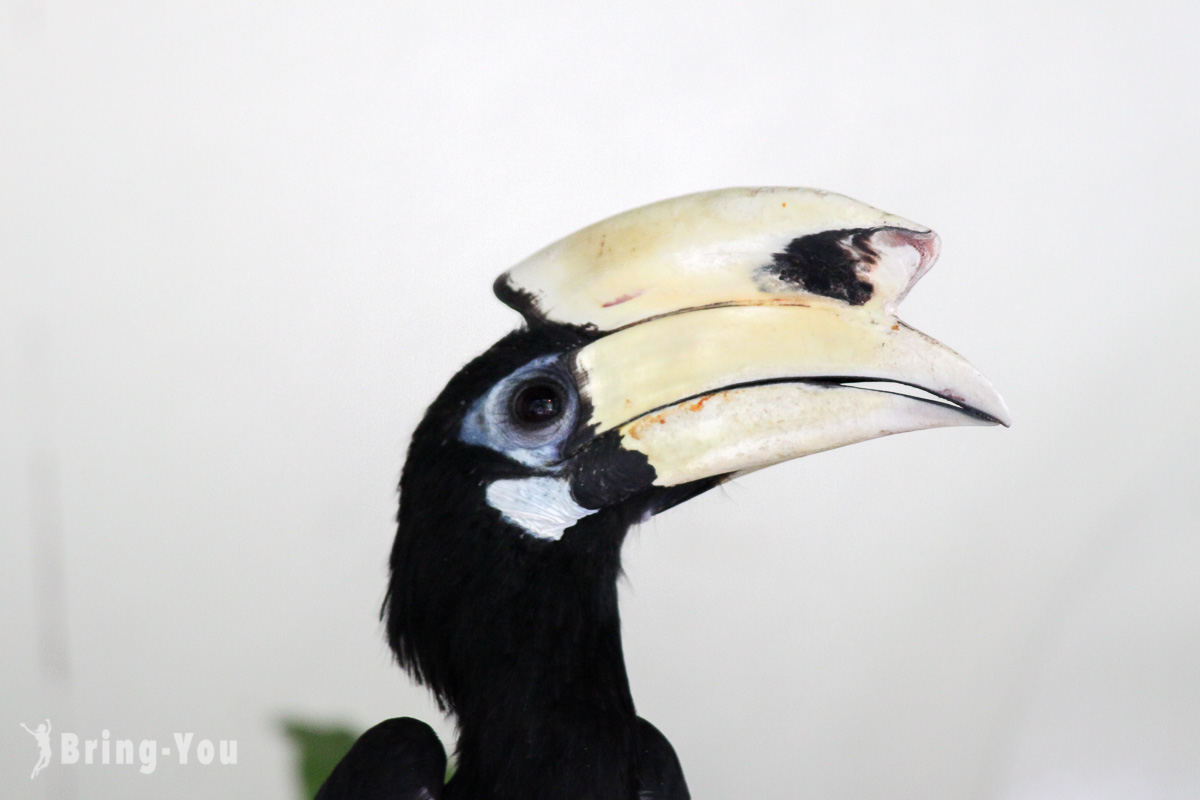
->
{"left": 511, "top": 382, "right": 564, "bottom": 426}
{"left": 460, "top": 355, "right": 581, "bottom": 468}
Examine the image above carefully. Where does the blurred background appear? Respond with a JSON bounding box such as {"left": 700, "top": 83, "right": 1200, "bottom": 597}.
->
{"left": 2, "top": 2, "right": 1198, "bottom": 798}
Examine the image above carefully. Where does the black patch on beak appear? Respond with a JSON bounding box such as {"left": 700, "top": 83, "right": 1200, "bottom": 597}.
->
{"left": 493, "top": 274, "right": 546, "bottom": 326}
{"left": 494, "top": 273, "right": 605, "bottom": 338}
{"left": 765, "top": 228, "right": 878, "bottom": 305}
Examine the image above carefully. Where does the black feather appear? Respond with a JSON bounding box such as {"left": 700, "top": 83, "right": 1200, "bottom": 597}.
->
{"left": 315, "top": 718, "right": 445, "bottom": 800}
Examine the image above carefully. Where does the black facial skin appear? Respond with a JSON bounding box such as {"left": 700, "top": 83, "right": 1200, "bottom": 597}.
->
{"left": 381, "top": 324, "right": 719, "bottom": 800}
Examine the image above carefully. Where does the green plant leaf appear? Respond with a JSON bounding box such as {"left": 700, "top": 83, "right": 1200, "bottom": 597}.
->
{"left": 281, "top": 718, "right": 359, "bottom": 800}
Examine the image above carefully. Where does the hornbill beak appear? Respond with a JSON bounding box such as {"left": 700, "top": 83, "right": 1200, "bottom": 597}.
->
{"left": 490, "top": 187, "right": 1009, "bottom": 521}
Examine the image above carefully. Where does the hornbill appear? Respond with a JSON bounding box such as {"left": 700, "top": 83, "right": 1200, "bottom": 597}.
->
{"left": 316, "top": 187, "right": 1009, "bottom": 800}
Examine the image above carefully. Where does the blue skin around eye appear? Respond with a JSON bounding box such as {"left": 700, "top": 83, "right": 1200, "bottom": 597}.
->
{"left": 460, "top": 355, "right": 578, "bottom": 469}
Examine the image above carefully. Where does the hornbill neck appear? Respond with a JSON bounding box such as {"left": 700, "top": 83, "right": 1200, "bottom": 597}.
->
{"left": 388, "top": 489, "right": 647, "bottom": 799}
{"left": 451, "top": 509, "right": 638, "bottom": 800}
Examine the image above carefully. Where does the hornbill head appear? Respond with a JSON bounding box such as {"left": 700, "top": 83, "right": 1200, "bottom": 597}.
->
{"left": 381, "top": 187, "right": 1008, "bottom": 798}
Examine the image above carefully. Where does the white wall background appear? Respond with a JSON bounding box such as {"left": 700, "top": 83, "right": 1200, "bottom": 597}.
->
{"left": 2, "top": 2, "right": 1198, "bottom": 798}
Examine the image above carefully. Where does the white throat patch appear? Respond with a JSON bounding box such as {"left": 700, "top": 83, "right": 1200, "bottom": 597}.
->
{"left": 485, "top": 476, "right": 596, "bottom": 541}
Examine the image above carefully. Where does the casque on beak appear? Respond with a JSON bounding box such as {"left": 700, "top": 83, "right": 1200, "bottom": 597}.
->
{"left": 494, "top": 187, "right": 1009, "bottom": 507}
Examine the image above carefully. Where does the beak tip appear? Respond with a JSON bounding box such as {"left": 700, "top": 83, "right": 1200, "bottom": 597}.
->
{"left": 986, "top": 398, "right": 1013, "bottom": 428}
{"left": 946, "top": 385, "right": 1011, "bottom": 428}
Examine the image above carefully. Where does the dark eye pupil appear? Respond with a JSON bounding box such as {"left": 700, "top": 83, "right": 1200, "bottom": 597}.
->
{"left": 513, "top": 383, "right": 562, "bottom": 425}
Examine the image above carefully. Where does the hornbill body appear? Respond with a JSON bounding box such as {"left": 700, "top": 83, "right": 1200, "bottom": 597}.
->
{"left": 316, "top": 188, "right": 1009, "bottom": 800}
